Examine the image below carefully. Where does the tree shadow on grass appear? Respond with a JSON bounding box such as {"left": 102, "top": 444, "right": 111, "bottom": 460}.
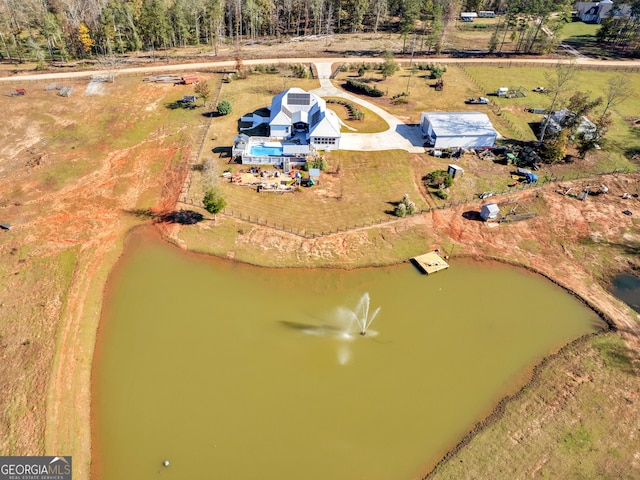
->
{"left": 462, "top": 210, "right": 483, "bottom": 221}
{"left": 159, "top": 210, "right": 204, "bottom": 224}
{"left": 165, "top": 101, "right": 198, "bottom": 110}
{"left": 124, "top": 208, "right": 204, "bottom": 224}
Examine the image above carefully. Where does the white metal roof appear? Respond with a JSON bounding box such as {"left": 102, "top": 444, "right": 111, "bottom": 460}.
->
{"left": 309, "top": 110, "right": 341, "bottom": 137}
{"left": 482, "top": 203, "right": 500, "bottom": 213}
{"left": 423, "top": 112, "right": 496, "bottom": 138}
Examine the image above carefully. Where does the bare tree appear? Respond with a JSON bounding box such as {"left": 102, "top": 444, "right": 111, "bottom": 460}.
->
{"left": 538, "top": 59, "right": 579, "bottom": 146}
{"left": 95, "top": 54, "right": 122, "bottom": 82}
{"left": 601, "top": 75, "right": 632, "bottom": 118}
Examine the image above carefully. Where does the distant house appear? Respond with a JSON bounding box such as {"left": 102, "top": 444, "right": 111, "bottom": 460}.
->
{"left": 480, "top": 203, "right": 500, "bottom": 221}
{"left": 269, "top": 87, "right": 341, "bottom": 150}
{"left": 420, "top": 112, "right": 497, "bottom": 149}
{"left": 575, "top": 0, "right": 632, "bottom": 23}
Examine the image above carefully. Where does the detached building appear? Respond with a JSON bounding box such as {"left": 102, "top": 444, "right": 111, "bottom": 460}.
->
{"left": 420, "top": 112, "right": 497, "bottom": 149}
{"left": 480, "top": 203, "right": 500, "bottom": 221}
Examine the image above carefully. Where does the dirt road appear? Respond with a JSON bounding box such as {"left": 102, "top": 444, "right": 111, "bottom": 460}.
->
{"left": 1, "top": 55, "right": 639, "bottom": 83}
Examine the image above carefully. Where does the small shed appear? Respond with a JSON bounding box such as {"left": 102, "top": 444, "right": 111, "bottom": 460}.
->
{"left": 448, "top": 164, "right": 464, "bottom": 179}
{"left": 308, "top": 168, "right": 321, "bottom": 183}
{"left": 480, "top": 203, "right": 500, "bottom": 221}
{"left": 232, "top": 134, "right": 250, "bottom": 158}
{"left": 181, "top": 75, "right": 199, "bottom": 85}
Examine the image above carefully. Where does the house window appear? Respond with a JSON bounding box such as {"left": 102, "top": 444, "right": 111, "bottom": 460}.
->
{"left": 313, "top": 137, "right": 336, "bottom": 145}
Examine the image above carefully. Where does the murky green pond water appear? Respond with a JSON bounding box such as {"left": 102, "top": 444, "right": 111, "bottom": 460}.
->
{"left": 92, "top": 229, "right": 602, "bottom": 480}
{"left": 610, "top": 273, "right": 640, "bottom": 314}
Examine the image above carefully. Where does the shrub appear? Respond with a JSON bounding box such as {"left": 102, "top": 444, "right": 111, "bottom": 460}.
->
{"left": 394, "top": 194, "right": 418, "bottom": 217}
{"left": 423, "top": 170, "right": 452, "bottom": 188}
{"left": 345, "top": 79, "right": 384, "bottom": 97}
{"left": 394, "top": 203, "right": 407, "bottom": 217}
{"left": 291, "top": 64, "right": 310, "bottom": 78}
{"left": 434, "top": 189, "right": 448, "bottom": 200}
{"left": 379, "top": 52, "right": 399, "bottom": 78}
{"left": 203, "top": 189, "right": 226, "bottom": 218}
{"left": 391, "top": 92, "right": 409, "bottom": 105}
{"left": 307, "top": 156, "right": 328, "bottom": 171}
{"left": 430, "top": 66, "right": 446, "bottom": 79}
{"left": 326, "top": 99, "right": 364, "bottom": 120}
{"left": 217, "top": 100, "right": 232, "bottom": 116}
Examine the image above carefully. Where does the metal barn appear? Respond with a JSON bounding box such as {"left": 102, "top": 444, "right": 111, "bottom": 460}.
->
{"left": 420, "top": 112, "right": 497, "bottom": 149}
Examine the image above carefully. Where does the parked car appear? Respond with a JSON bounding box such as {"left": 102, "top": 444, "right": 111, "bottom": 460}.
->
{"left": 465, "top": 97, "right": 489, "bottom": 104}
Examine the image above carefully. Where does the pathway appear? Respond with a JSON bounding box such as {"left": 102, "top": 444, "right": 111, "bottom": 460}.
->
{"left": 2, "top": 55, "right": 638, "bottom": 84}
{"left": 312, "top": 62, "right": 425, "bottom": 153}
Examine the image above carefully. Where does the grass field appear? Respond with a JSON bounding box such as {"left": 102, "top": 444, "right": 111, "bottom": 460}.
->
{"left": 429, "top": 332, "right": 639, "bottom": 480}
{"left": 557, "top": 20, "right": 601, "bottom": 41}
{"left": 192, "top": 149, "right": 427, "bottom": 236}
{"left": 462, "top": 64, "right": 640, "bottom": 169}
{"left": 184, "top": 62, "right": 639, "bottom": 234}
{"left": 2, "top": 46, "right": 639, "bottom": 480}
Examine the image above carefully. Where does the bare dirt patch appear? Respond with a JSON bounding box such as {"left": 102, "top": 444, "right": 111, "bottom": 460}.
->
{"left": 0, "top": 74, "right": 209, "bottom": 477}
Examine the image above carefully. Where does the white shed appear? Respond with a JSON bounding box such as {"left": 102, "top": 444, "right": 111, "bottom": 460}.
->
{"left": 480, "top": 203, "right": 500, "bottom": 221}
{"left": 421, "top": 112, "right": 497, "bottom": 149}
{"left": 448, "top": 164, "right": 464, "bottom": 178}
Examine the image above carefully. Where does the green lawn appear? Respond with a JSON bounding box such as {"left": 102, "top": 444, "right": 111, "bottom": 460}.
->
{"left": 463, "top": 65, "right": 640, "bottom": 167}
{"left": 194, "top": 149, "right": 427, "bottom": 237}
{"left": 557, "top": 19, "right": 600, "bottom": 41}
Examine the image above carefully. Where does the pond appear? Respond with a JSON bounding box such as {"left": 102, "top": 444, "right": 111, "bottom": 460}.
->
{"left": 609, "top": 273, "right": 640, "bottom": 313}
{"left": 92, "top": 228, "right": 603, "bottom": 480}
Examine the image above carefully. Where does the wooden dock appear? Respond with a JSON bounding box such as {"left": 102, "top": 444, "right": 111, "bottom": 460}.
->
{"left": 411, "top": 252, "right": 449, "bottom": 275}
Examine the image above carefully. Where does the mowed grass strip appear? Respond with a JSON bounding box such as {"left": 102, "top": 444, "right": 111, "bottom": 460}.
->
{"left": 209, "top": 150, "right": 427, "bottom": 236}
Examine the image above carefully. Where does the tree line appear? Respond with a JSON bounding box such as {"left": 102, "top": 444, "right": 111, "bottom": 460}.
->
{"left": 1, "top": 0, "right": 638, "bottom": 63}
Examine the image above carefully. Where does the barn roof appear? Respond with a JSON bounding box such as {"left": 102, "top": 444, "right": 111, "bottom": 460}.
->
{"left": 423, "top": 112, "right": 496, "bottom": 138}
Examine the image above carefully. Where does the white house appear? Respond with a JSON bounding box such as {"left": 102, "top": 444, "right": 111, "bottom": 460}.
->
{"left": 420, "top": 112, "right": 497, "bottom": 149}
{"left": 575, "top": 0, "right": 632, "bottom": 23}
{"left": 269, "top": 87, "right": 341, "bottom": 150}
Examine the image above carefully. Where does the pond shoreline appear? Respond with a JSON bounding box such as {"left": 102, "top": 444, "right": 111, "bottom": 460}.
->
{"left": 91, "top": 223, "right": 607, "bottom": 479}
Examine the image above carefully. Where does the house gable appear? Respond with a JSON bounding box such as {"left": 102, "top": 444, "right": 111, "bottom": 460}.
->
{"left": 268, "top": 88, "right": 341, "bottom": 148}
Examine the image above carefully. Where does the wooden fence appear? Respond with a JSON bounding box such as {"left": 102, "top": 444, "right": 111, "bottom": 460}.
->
{"left": 178, "top": 168, "right": 632, "bottom": 239}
